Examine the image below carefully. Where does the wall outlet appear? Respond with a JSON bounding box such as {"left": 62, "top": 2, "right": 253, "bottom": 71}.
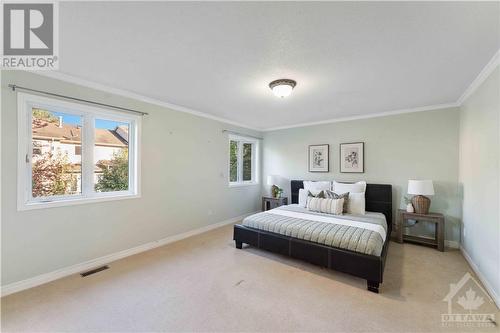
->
{"left": 208, "top": 210, "right": 213, "bottom": 216}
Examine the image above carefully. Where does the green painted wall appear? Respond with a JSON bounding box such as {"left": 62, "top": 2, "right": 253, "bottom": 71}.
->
{"left": 1, "top": 71, "right": 262, "bottom": 285}
{"left": 262, "top": 108, "right": 461, "bottom": 244}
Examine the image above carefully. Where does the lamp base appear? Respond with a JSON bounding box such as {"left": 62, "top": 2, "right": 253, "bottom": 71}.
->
{"left": 411, "top": 195, "right": 431, "bottom": 214}
{"left": 271, "top": 185, "right": 279, "bottom": 198}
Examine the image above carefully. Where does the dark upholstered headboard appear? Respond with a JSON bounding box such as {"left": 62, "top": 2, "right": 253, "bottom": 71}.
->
{"left": 290, "top": 180, "right": 393, "bottom": 227}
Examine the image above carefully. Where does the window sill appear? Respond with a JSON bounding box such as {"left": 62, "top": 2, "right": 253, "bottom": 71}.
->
{"left": 229, "top": 182, "right": 259, "bottom": 188}
{"left": 18, "top": 193, "right": 141, "bottom": 211}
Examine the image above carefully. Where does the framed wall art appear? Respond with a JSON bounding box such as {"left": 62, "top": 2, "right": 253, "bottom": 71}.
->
{"left": 340, "top": 142, "right": 364, "bottom": 173}
{"left": 308, "top": 144, "right": 329, "bottom": 172}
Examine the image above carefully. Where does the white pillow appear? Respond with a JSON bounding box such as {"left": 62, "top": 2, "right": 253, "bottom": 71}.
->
{"left": 347, "top": 192, "right": 366, "bottom": 215}
{"left": 332, "top": 181, "right": 367, "bottom": 194}
{"left": 303, "top": 181, "right": 331, "bottom": 195}
{"left": 307, "top": 197, "right": 344, "bottom": 215}
{"left": 298, "top": 188, "right": 308, "bottom": 207}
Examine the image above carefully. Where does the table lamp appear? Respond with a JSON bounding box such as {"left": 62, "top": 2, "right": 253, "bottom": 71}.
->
{"left": 408, "top": 180, "right": 434, "bottom": 214}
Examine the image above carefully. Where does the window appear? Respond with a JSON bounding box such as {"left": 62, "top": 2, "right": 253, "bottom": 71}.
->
{"left": 18, "top": 93, "right": 141, "bottom": 210}
{"left": 228, "top": 134, "right": 259, "bottom": 186}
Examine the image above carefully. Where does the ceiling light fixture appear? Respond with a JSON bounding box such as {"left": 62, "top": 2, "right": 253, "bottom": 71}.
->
{"left": 269, "top": 79, "right": 296, "bottom": 98}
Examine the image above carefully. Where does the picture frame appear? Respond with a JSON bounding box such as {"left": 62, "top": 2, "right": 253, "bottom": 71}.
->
{"left": 308, "top": 144, "right": 329, "bottom": 172}
{"left": 340, "top": 142, "right": 364, "bottom": 173}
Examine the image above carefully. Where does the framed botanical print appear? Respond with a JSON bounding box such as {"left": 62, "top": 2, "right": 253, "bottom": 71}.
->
{"left": 340, "top": 142, "right": 364, "bottom": 173}
{"left": 308, "top": 144, "right": 329, "bottom": 172}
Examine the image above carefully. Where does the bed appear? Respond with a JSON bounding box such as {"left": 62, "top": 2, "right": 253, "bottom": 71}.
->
{"left": 233, "top": 180, "right": 392, "bottom": 293}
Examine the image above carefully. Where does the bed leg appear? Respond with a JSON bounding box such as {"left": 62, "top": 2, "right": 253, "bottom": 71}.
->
{"left": 235, "top": 241, "right": 243, "bottom": 249}
{"left": 367, "top": 280, "right": 379, "bottom": 293}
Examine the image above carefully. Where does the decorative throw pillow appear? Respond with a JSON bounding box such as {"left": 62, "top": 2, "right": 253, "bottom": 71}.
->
{"left": 307, "top": 197, "right": 344, "bottom": 215}
{"left": 308, "top": 190, "right": 326, "bottom": 199}
{"left": 325, "top": 190, "right": 349, "bottom": 213}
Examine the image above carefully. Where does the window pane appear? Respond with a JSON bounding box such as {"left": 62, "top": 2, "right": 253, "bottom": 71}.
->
{"left": 31, "top": 108, "right": 82, "bottom": 197}
{"left": 94, "top": 119, "right": 129, "bottom": 192}
{"left": 242, "top": 143, "right": 252, "bottom": 181}
{"left": 229, "top": 140, "right": 238, "bottom": 182}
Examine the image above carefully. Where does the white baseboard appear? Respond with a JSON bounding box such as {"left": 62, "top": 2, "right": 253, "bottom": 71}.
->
{"left": 1, "top": 211, "right": 257, "bottom": 297}
{"left": 460, "top": 246, "right": 500, "bottom": 309}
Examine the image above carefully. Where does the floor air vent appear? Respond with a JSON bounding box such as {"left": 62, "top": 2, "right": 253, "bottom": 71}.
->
{"left": 80, "top": 265, "right": 109, "bottom": 277}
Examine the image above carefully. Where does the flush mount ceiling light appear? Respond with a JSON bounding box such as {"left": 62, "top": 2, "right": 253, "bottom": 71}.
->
{"left": 269, "top": 79, "right": 296, "bottom": 98}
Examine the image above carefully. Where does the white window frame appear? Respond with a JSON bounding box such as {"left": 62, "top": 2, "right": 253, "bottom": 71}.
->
{"left": 17, "top": 92, "right": 141, "bottom": 210}
{"left": 228, "top": 134, "right": 259, "bottom": 187}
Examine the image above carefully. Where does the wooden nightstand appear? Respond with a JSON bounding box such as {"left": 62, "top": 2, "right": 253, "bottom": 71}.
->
{"left": 396, "top": 209, "right": 445, "bottom": 251}
{"left": 262, "top": 197, "right": 288, "bottom": 211}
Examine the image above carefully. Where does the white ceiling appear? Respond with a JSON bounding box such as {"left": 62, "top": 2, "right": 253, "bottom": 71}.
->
{"left": 57, "top": 2, "right": 500, "bottom": 130}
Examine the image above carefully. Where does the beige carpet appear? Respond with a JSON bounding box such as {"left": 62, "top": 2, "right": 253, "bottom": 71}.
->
{"left": 1, "top": 224, "right": 499, "bottom": 332}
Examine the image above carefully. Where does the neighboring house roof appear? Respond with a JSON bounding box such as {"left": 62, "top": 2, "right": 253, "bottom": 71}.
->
{"left": 32, "top": 120, "right": 128, "bottom": 147}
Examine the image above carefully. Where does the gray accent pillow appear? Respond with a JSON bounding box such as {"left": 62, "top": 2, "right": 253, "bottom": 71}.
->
{"left": 308, "top": 190, "right": 326, "bottom": 199}
{"left": 325, "top": 190, "right": 349, "bottom": 213}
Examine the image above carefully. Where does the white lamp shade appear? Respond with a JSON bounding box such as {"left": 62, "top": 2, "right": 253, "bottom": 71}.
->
{"left": 408, "top": 180, "right": 434, "bottom": 196}
{"left": 267, "top": 175, "right": 277, "bottom": 186}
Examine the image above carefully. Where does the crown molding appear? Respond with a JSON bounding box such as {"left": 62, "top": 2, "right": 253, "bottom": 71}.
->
{"left": 262, "top": 48, "right": 499, "bottom": 132}
{"left": 29, "top": 47, "right": 498, "bottom": 133}
{"left": 262, "top": 102, "right": 459, "bottom": 132}
{"left": 457, "top": 49, "right": 500, "bottom": 106}
{"left": 30, "top": 71, "right": 262, "bottom": 132}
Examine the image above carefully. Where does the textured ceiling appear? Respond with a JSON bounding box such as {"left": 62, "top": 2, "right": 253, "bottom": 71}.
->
{"left": 57, "top": 2, "right": 500, "bottom": 130}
